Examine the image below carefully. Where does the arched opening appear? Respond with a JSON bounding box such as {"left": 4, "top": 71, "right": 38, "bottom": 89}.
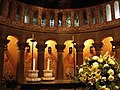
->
{"left": 24, "top": 38, "right": 38, "bottom": 78}
{"left": 106, "top": 4, "right": 112, "bottom": 21}
{"left": 24, "top": 8, "right": 30, "bottom": 23}
{"left": 44, "top": 40, "right": 57, "bottom": 78}
{"left": 63, "top": 40, "right": 75, "bottom": 79}
{"left": 102, "top": 37, "right": 113, "bottom": 55}
{"left": 114, "top": 1, "right": 120, "bottom": 19}
{"left": 3, "top": 36, "right": 18, "bottom": 77}
{"left": 33, "top": 11, "right": 38, "bottom": 25}
{"left": 83, "top": 39, "right": 95, "bottom": 63}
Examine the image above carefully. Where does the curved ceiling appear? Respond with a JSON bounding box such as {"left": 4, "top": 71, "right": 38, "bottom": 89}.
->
{"left": 17, "top": 0, "right": 111, "bottom": 9}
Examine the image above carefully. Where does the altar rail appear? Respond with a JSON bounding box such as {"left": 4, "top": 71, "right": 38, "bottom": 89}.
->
{"left": 0, "top": 0, "right": 120, "bottom": 33}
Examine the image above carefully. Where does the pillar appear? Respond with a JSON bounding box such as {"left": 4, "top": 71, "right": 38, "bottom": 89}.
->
{"left": 38, "top": 9, "right": 42, "bottom": 26}
{"left": 54, "top": 10, "right": 58, "bottom": 27}
{"left": 46, "top": 10, "right": 50, "bottom": 27}
{"left": 86, "top": 8, "right": 90, "bottom": 25}
{"left": 74, "top": 44, "right": 84, "bottom": 74}
{"left": 79, "top": 10, "right": 83, "bottom": 26}
{"left": 1, "top": 0, "right": 9, "bottom": 17}
{"left": 21, "top": 4, "right": 25, "bottom": 23}
{"left": 55, "top": 44, "right": 65, "bottom": 80}
{"left": 110, "top": 1, "right": 115, "bottom": 21}
{"left": 103, "top": 4, "right": 107, "bottom": 24}
{"left": 17, "top": 41, "right": 27, "bottom": 83}
{"left": 71, "top": 11, "right": 74, "bottom": 27}
{"left": 62, "top": 11, "right": 66, "bottom": 27}
{"left": 29, "top": 6, "right": 33, "bottom": 25}
{"left": 36, "top": 43, "right": 47, "bottom": 77}
{"left": 0, "top": 39, "right": 9, "bottom": 80}
{"left": 92, "top": 43, "right": 103, "bottom": 56}
{"left": 75, "top": 44, "right": 84, "bottom": 66}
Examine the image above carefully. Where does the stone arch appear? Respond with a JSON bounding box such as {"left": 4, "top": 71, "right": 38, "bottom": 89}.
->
{"left": 102, "top": 36, "right": 113, "bottom": 55}
{"left": 44, "top": 40, "right": 57, "bottom": 78}
{"left": 83, "top": 39, "right": 95, "bottom": 62}
{"left": 3, "top": 35, "right": 18, "bottom": 77}
{"left": 63, "top": 40, "right": 75, "bottom": 79}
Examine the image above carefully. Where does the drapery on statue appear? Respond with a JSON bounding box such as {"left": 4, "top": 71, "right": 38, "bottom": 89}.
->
{"left": 45, "top": 47, "right": 57, "bottom": 78}
{"left": 64, "top": 47, "right": 74, "bottom": 79}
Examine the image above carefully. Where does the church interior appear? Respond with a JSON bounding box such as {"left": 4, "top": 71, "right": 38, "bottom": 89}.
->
{"left": 0, "top": 0, "right": 120, "bottom": 90}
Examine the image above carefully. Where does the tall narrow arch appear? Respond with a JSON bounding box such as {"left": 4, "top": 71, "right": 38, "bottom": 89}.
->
{"left": 114, "top": 1, "right": 120, "bottom": 19}
{"left": 106, "top": 4, "right": 112, "bottom": 21}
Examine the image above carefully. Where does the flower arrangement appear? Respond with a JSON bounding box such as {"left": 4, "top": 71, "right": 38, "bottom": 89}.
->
{"left": 75, "top": 52, "right": 120, "bottom": 90}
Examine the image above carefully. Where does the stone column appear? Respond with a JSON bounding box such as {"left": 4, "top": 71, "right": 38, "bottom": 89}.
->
{"left": 74, "top": 44, "right": 84, "bottom": 74}
{"left": 111, "top": 41, "right": 120, "bottom": 63}
{"left": 36, "top": 43, "right": 47, "bottom": 77}
{"left": 86, "top": 8, "right": 90, "bottom": 25}
{"left": 62, "top": 11, "right": 66, "bottom": 27}
{"left": 79, "top": 11, "right": 82, "bottom": 26}
{"left": 21, "top": 5, "right": 25, "bottom": 23}
{"left": 0, "top": 39, "right": 9, "bottom": 80}
{"left": 17, "top": 41, "right": 27, "bottom": 83}
{"left": 29, "top": 6, "right": 33, "bottom": 25}
{"left": 75, "top": 44, "right": 84, "bottom": 66}
{"left": 110, "top": 2, "right": 115, "bottom": 20}
{"left": 46, "top": 10, "right": 50, "bottom": 27}
{"left": 92, "top": 43, "right": 103, "bottom": 56}
{"left": 38, "top": 9, "right": 42, "bottom": 26}
{"left": 2, "top": 0, "right": 9, "bottom": 17}
{"left": 12, "top": 1, "right": 17, "bottom": 21}
{"left": 54, "top": 10, "right": 58, "bottom": 27}
{"left": 71, "top": 11, "right": 74, "bottom": 27}
{"left": 103, "top": 4, "right": 107, "bottom": 24}
{"left": 55, "top": 44, "right": 65, "bottom": 80}
{"left": 95, "top": 7, "right": 99, "bottom": 24}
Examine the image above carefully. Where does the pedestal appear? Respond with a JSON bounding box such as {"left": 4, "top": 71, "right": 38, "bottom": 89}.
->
{"left": 41, "top": 70, "right": 55, "bottom": 81}
{"left": 26, "top": 70, "right": 41, "bottom": 82}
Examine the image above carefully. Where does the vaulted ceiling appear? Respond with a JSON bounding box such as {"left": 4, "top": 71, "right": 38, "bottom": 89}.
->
{"left": 17, "top": 0, "right": 112, "bottom": 9}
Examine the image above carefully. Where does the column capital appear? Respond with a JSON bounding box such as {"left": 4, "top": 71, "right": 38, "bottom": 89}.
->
{"left": 17, "top": 41, "right": 27, "bottom": 50}
{"left": 74, "top": 44, "right": 85, "bottom": 52}
{"left": 36, "top": 43, "right": 47, "bottom": 51}
{"left": 111, "top": 41, "right": 120, "bottom": 49}
{"left": 92, "top": 43, "right": 103, "bottom": 51}
{"left": 55, "top": 44, "right": 65, "bottom": 52}
{"left": 0, "top": 38, "right": 10, "bottom": 47}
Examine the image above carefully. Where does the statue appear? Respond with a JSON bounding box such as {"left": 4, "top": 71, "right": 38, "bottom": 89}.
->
{"left": 45, "top": 47, "right": 57, "bottom": 78}
{"left": 24, "top": 47, "right": 32, "bottom": 78}
{"left": 64, "top": 47, "right": 74, "bottom": 79}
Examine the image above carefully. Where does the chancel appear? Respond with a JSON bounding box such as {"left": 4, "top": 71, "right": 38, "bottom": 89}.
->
{"left": 0, "top": 0, "right": 120, "bottom": 90}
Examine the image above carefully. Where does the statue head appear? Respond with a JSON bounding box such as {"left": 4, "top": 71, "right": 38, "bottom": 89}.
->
{"left": 69, "top": 47, "right": 72, "bottom": 54}
{"left": 48, "top": 46, "right": 52, "bottom": 54}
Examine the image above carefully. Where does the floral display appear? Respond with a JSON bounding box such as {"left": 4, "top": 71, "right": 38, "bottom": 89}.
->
{"left": 75, "top": 52, "right": 120, "bottom": 90}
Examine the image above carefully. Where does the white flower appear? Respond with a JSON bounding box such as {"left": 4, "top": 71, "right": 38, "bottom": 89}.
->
{"left": 104, "top": 64, "right": 109, "bottom": 68}
{"left": 99, "top": 85, "right": 106, "bottom": 90}
{"left": 95, "top": 73, "right": 101, "bottom": 81}
{"left": 92, "top": 56, "right": 99, "bottom": 60}
{"left": 92, "top": 62, "right": 99, "bottom": 68}
{"left": 108, "top": 59, "right": 115, "bottom": 65}
{"left": 79, "top": 68, "right": 83, "bottom": 73}
{"left": 107, "top": 69, "right": 114, "bottom": 75}
{"left": 108, "top": 75, "right": 114, "bottom": 81}
{"left": 105, "top": 88, "right": 110, "bottom": 90}
{"left": 101, "top": 77, "right": 107, "bottom": 81}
